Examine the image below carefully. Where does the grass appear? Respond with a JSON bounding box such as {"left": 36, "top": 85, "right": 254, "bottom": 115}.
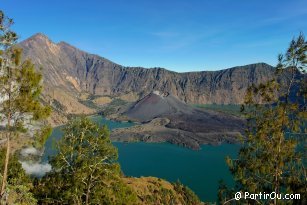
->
{"left": 78, "top": 99, "right": 101, "bottom": 110}
{"left": 193, "top": 104, "right": 244, "bottom": 117}
{"left": 99, "top": 98, "right": 129, "bottom": 116}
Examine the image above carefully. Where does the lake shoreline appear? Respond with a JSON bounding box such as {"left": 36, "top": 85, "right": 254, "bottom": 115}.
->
{"left": 50, "top": 114, "right": 242, "bottom": 150}
{"left": 42, "top": 116, "right": 240, "bottom": 202}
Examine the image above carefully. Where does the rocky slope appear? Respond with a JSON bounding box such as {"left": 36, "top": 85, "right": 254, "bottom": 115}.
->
{"left": 111, "top": 117, "right": 242, "bottom": 150}
{"left": 19, "top": 33, "right": 279, "bottom": 107}
{"left": 111, "top": 92, "right": 244, "bottom": 149}
{"left": 124, "top": 91, "right": 195, "bottom": 122}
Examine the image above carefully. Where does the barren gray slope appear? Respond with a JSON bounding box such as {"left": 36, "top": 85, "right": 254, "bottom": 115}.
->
{"left": 124, "top": 91, "right": 195, "bottom": 122}
{"left": 123, "top": 91, "right": 244, "bottom": 132}
{"left": 19, "top": 33, "right": 279, "bottom": 104}
{"left": 113, "top": 92, "right": 245, "bottom": 149}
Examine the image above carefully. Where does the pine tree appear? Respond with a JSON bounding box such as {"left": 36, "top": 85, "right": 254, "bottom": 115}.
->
{"left": 34, "top": 118, "right": 137, "bottom": 204}
{"left": 219, "top": 34, "right": 306, "bottom": 204}
{"left": 0, "top": 10, "right": 51, "bottom": 202}
{"left": 0, "top": 149, "right": 37, "bottom": 204}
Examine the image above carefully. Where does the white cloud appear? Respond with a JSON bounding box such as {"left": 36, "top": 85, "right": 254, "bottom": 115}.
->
{"left": 20, "top": 161, "right": 51, "bottom": 177}
{"left": 20, "top": 147, "right": 40, "bottom": 157}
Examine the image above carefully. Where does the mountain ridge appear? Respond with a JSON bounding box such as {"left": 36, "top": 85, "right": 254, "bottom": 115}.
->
{"left": 21, "top": 33, "right": 271, "bottom": 73}
{"left": 19, "top": 33, "right": 278, "bottom": 106}
{"left": 16, "top": 33, "right": 292, "bottom": 146}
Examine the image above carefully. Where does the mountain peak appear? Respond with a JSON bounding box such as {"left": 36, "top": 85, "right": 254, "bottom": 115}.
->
{"left": 20, "top": 33, "right": 61, "bottom": 56}
{"left": 17, "top": 33, "right": 282, "bottom": 105}
{"left": 23, "top": 33, "right": 81, "bottom": 53}
{"left": 28, "top": 33, "right": 52, "bottom": 42}
{"left": 21, "top": 33, "right": 55, "bottom": 47}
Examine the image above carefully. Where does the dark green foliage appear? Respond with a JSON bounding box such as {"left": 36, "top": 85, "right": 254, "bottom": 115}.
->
{"left": 79, "top": 99, "right": 101, "bottom": 110}
{"left": 0, "top": 11, "right": 17, "bottom": 48}
{"left": 108, "top": 98, "right": 128, "bottom": 107}
{"left": 0, "top": 52, "right": 52, "bottom": 127}
{"left": 51, "top": 99, "right": 66, "bottom": 112}
{"left": 79, "top": 97, "right": 129, "bottom": 116}
{"left": 0, "top": 10, "right": 51, "bottom": 129}
{"left": 33, "top": 118, "right": 137, "bottom": 204}
{"left": 194, "top": 104, "right": 245, "bottom": 117}
{"left": 33, "top": 125, "right": 52, "bottom": 149}
{"left": 98, "top": 98, "right": 128, "bottom": 116}
{"left": 173, "top": 181, "right": 201, "bottom": 205}
{"left": 0, "top": 149, "right": 37, "bottom": 204}
{"left": 143, "top": 185, "right": 177, "bottom": 205}
{"left": 0, "top": 10, "right": 51, "bottom": 201}
{"left": 220, "top": 34, "right": 306, "bottom": 205}
{"left": 0, "top": 9, "right": 206, "bottom": 205}
{"left": 78, "top": 94, "right": 104, "bottom": 110}
{"left": 0, "top": 149, "right": 31, "bottom": 189}
{"left": 101, "top": 180, "right": 138, "bottom": 205}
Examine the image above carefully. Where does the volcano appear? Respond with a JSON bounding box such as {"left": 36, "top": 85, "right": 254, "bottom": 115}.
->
{"left": 124, "top": 91, "right": 195, "bottom": 122}
{"left": 124, "top": 91, "right": 244, "bottom": 133}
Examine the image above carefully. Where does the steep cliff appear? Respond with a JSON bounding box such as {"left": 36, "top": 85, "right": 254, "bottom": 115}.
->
{"left": 19, "top": 33, "right": 278, "bottom": 105}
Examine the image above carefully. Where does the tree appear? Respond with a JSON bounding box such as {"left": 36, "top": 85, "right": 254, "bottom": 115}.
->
{"left": 0, "top": 149, "right": 37, "bottom": 205}
{"left": 219, "top": 34, "right": 306, "bottom": 204}
{"left": 34, "top": 118, "right": 137, "bottom": 204}
{"left": 173, "top": 181, "right": 202, "bottom": 205}
{"left": 0, "top": 10, "right": 51, "bottom": 201}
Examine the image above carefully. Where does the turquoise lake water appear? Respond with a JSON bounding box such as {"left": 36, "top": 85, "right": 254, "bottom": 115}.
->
{"left": 42, "top": 116, "right": 239, "bottom": 202}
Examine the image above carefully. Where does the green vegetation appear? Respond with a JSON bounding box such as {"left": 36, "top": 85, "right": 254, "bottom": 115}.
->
{"left": 0, "top": 11, "right": 51, "bottom": 202}
{"left": 123, "top": 177, "right": 204, "bottom": 205}
{"left": 193, "top": 104, "right": 244, "bottom": 117}
{"left": 51, "top": 99, "right": 66, "bottom": 112}
{"left": 1, "top": 8, "right": 306, "bottom": 205}
{"left": 33, "top": 125, "right": 52, "bottom": 149}
{"left": 173, "top": 181, "right": 202, "bottom": 205}
{"left": 99, "top": 98, "right": 129, "bottom": 116}
{"left": 33, "top": 118, "right": 203, "bottom": 204}
{"left": 219, "top": 34, "right": 306, "bottom": 204}
{"left": 79, "top": 99, "right": 101, "bottom": 110}
{"left": 0, "top": 149, "right": 37, "bottom": 204}
{"left": 78, "top": 94, "right": 129, "bottom": 117}
{"left": 78, "top": 94, "right": 104, "bottom": 110}
{"left": 33, "top": 118, "right": 138, "bottom": 204}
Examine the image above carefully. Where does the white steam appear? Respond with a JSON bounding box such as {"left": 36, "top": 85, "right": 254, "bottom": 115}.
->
{"left": 20, "top": 161, "right": 51, "bottom": 177}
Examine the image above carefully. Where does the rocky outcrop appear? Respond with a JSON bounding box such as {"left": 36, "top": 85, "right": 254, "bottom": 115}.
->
{"left": 19, "top": 33, "right": 279, "bottom": 105}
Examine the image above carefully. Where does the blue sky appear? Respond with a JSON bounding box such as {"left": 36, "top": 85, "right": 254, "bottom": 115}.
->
{"left": 1, "top": 0, "right": 307, "bottom": 72}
